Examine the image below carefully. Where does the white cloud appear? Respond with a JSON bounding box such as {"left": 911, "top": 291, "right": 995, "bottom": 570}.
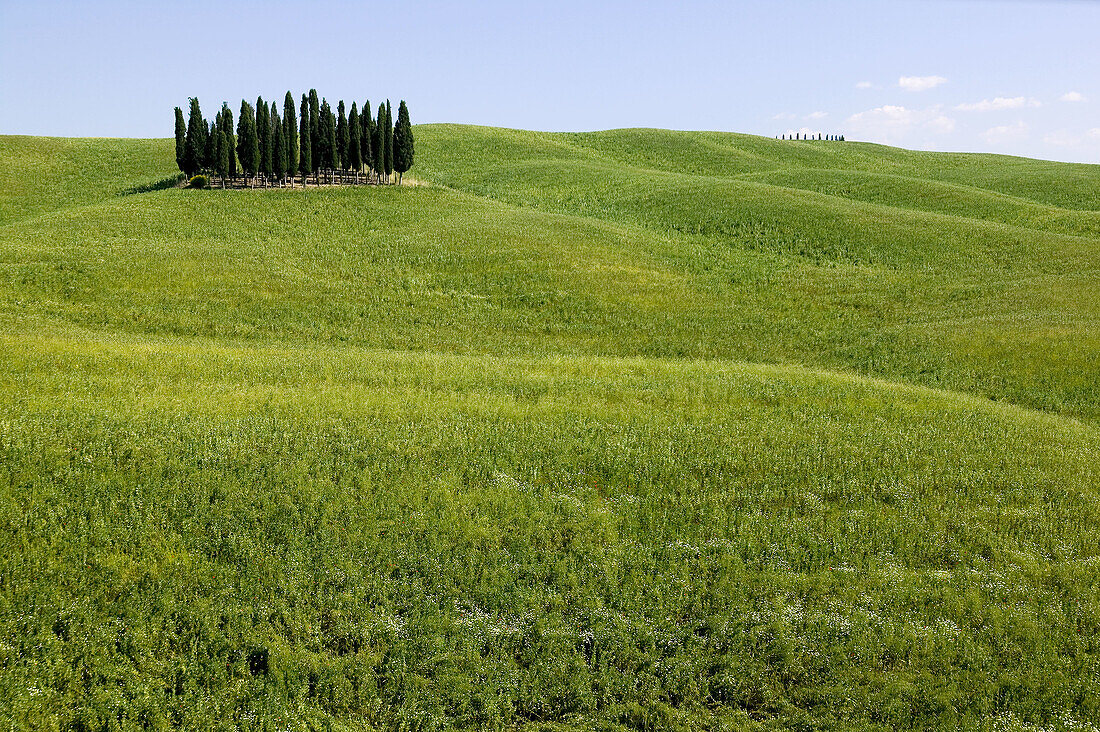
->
{"left": 981, "top": 121, "right": 1028, "bottom": 145}
{"left": 954, "top": 96, "right": 1041, "bottom": 112}
{"left": 772, "top": 112, "right": 796, "bottom": 121}
{"left": 1060, "top": 91, "right": 1086, "bottom": 103}
{"left": 1043, "top": 130, "right": 1080, "bottom": 147}
{"left": 1041, "top": 128, "right": 1100, "bottom": 149}
{"left": 926, "top": 115, "right": 956, "bottom": 134}
{"left": 1039, "top": 129, "right": 1100, "bottom": 162}
{"left": 898, "top": 75, "right": 947, "bottom": 92}
{"left": 845, "top": 105, "right": 954, "bottom": 143}
{"left": 806, "top": 111, "right": 828, "bottom": 120}
{"left": 856, "top": 81, "right": 874, "bottom": 89}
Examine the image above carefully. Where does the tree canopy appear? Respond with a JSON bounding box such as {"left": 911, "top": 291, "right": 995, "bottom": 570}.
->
{"left": 348, "top": 103, "right": 362, "bottom": 178}
{"left": 174, "top": 91, "right": 413, "bottom": 187}
{"left": 299, "top": 94, "right": 311, "bottom": 180}
{"left": 336, "top": 101, "right": 348, "bottom": 172}
{"left": 393, "top": 100, "right": 415, "bottom": 184}
{"left": 174, "top": 107, "right": 186, "bottom": 174}
{"left": 182, "top": 98, "right": 206, "bottom": 177}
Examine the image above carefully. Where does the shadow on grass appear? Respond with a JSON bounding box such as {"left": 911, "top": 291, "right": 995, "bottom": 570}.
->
{"left": 121, "top": 174, "right": 184, "bottom": 196}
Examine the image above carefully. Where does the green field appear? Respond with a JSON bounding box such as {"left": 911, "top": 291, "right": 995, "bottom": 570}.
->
{"left": 1, "top": 128, "right": 1099, "bottom": 730}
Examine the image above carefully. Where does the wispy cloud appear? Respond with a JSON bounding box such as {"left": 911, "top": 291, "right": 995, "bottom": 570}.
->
{"left": 981, "top": 121, "right": 1028, "bottom": 145}
{"left": 856, "top": 81, "right": 874, "bottom": 89}
{"left": 772, "top": 112, "right": 796, "bottom": 121}
{"left": 806, "top": 111, "right": 828, "bottom": 120}
{"left": 955, "top": 96, "right": 1040, "bottom": 112}
{"left": 1043, "top": 130, "right": 1080, "bottom": 147}
{"left": 1060, "top": 91, "right": 1086, "bottom": 103}
{"left": 898, "top": 75, "right": 947, "bottom": 92}
{"left": 846, "top": 105, "right": 954, "bottom": 144}
{"left": 1041, "top": 128, "right": 1100, "bottom": 150}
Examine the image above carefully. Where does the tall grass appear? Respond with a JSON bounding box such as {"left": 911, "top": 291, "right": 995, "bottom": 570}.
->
{"left": 3, "top": 330, "right": 1099, "bottom": 729}
{"left": 1, "top": 129, "right": 1098, "bottom": 729}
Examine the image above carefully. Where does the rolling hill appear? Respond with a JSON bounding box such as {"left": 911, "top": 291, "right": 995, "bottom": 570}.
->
{"left": 1, "top": 128, "right": 1098, "bottom": 730}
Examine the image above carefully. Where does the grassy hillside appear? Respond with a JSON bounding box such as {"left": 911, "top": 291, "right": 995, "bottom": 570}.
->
{"left": 1, "top": 129, "right": 1099, "bottom": 730}
{"left": 0, "top": 136, "right": 179, "bottom": 226}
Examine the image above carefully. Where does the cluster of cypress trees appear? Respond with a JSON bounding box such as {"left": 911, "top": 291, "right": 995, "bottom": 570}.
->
{"left": 778, "top": 132, "right": 845, "bottom": 141}
{"left": 174, "top": 90, "right": 414, "bottom": 188}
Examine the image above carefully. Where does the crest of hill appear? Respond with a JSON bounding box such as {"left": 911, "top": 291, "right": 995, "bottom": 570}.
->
{"left": 1, "top": 127, "right": 1099, "bottom": 423}
{"left": 415, "top": 124, "right": 1100, "bottom": 211}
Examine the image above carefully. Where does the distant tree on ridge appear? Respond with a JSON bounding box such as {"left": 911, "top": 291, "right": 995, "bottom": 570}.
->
{"left": 373, "top": 105, "right": 386, "bottom": 184}
{"left": 393, "top": 99, "right": 414, "bottom": 185}
{"left": 182, "top": 97, "right": 206, "bottom": 177}
{"left": 257, "top": 98, "right": 271, "bottom": 186}
{"left": 236, "top": 100, "right": 259, "bottom": 187}
{"left": 319, "top": 98, "right": 334, "bottom": 182}
{"left": 203, "top": 121, "right": 217, "bottom": 170}
{"left": 360, "top": 100, "right": 373, "bottom": 180}
{"left": 283, "top": 92, "right": 298, "bottom": 187}
{"left": 219, "top": 103, "right": 237, "bottom": 181}
{"left": 174, "top": 107, "right": 186, "bottom": 174}
{"left": 384, "top": 100, "right": 394, "bottom": 183}
{"left": 216, "top": 130, "right": 229, "bottom": 188}
{"left": 272, "top": 104, "right": 286, "bottom": 186}
{"left": 299, "top": 94, "right": 311, "bottom": 185}
{"left": 336, "top": 100, "right": 348, "bottom": 176}
{"left": 348, "top": 103, "right": 362, "bottom": 183}
{"left": 309, "top": 90, "right": 320, "bottom": 183}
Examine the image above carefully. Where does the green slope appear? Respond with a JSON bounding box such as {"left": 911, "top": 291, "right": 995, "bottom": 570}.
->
{"left": 0, "top": 135, "right": 179, "bottom": 226}
{"left": 1, "top": 129, "right": 1099, "bottom": 730}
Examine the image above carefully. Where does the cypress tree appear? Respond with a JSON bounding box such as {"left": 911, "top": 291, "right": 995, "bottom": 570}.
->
{"left": 328, "top": 104, "right": 338, "bottom": 182}
{"left": 318, "top": 99, "right": 330, "bottom": 181}
{"left": 373, "top": 106, "right": 386, "bottom": 184}
{"left": 319, "top": 99, "right": 336, "bottom": 183}
{"left": 360, "top": 101, "right": 373, "bottom": 178}
{"left": 393, "top": 100, "right": 414, "bottom": 185}
{"left": 336, "top": 100, "right": 348, "bottom": 175}
{"left": 174, "top": 107, "right": 186, "bottom": 174}
{"left": 256, "top": 97, "right": 271, "bottom": 186}
{"left": 220, "top": 103, "right": 236, "bottom": 180}
{"left": 203, "top": 121, "right": 217, "bottom": 171}
{"left": 309, "top": 89, "right": 320, "bottom": 183}
{"left": 283, "top": 92, "right": 298, "bottom": 187}
{"left": 216, "top": 130, "right": 229, "bottom": 188}
{"left": 237, "top": 100, "right": 259, "bottom": 187}
{"left": 183, "top": 97, "right": 206, "bottom": 177}
{"left": 272, "top": 104, "right": 285, "bottom": 186}
{"left": 299, "top": 94, "right": 311, "bottom": 185}
{"left": 348, "top": 103, "right": 362, "bottom": 183}
{"left": 384, "top": 100, "right": 394, "bottom": 183}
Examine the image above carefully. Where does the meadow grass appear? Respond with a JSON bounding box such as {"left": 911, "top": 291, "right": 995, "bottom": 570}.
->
{"left": 0, "top": 136, "right": 180, "bottom": 227}
{"left": 0, "top": 129, "right": 1098, "bottom": 730}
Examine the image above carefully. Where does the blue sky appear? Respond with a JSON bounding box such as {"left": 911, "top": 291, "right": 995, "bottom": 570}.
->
{"left": 1, "top": 0, "right": 1097, "bottom": 162}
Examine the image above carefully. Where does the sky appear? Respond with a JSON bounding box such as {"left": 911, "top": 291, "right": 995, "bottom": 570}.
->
{"left": 1, "top": 0, "right": 1098, "bottom": 162}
